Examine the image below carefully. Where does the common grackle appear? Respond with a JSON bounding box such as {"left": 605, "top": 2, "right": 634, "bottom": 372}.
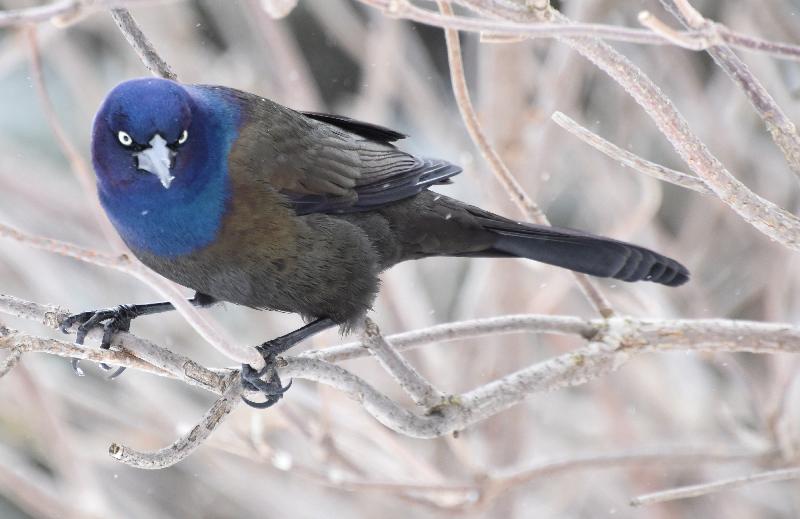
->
{"left": 61, "top": 78, "right": 689, "bottom": 407}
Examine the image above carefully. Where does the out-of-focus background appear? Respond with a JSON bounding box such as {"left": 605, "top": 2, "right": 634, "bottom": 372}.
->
{"left": 2, "top": 0, "right": 800, "bottom": 517}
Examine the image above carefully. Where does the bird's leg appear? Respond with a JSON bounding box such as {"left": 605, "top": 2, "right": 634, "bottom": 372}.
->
{"left": 60, "top": 292, "right": 217, "bottom": 378}
{"left": 241, "top": 317, "right": 335, "bottom": 409}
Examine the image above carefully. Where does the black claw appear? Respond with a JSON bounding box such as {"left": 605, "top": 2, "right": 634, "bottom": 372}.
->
{"left": 59, "top": 306, "right": 134, "bottom": 378}
{"left": 241, "top": 394, "right": 283, "bottom": 409}
{"left": 70, "top": 358, "right": 85, "bottom": 377}
{"left": 276, "top": 378, "right": 293, "bottom": 394}
{"left": 238, "top": 318, "right": 334, "bottom": 410}
{"left": 240, "top": 363, "right": 268, "bottom": 392}
{"left": 105, "top": 366, "right": 127, "bottom": 380}
{"left": 240, "top": 344, "right": 293, "bottom": 409}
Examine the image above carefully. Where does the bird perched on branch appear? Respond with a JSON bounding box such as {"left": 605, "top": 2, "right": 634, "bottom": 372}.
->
{"left": 62, "top": 78, "right": 689, "bottom": 407}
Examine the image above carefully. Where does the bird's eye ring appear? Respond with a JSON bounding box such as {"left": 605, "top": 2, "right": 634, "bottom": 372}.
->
{"left": 117, "top": 131, "right": 133, "bottom": 147}
{"left": 177, "top": 130, "right": 188, "bottom": 145}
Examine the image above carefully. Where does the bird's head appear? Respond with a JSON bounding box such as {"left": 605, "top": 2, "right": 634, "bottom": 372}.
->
{"left": 92, "top": 77, "right": 195, "bottom": 190}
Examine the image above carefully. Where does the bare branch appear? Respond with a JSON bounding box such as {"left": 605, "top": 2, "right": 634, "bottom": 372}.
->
{"left": 4, "top": 289, "right": 800, "bottom": 469}
{"left": 356, "top": 0, "right": 800, "bottom": 62}
{"left": 551, "top": 111, "right": 713, "bottom": 195}
{"left": 499, "top": 5, "right": 800, "bottom": 251}
{"left": 631, "top": 466, "right": 800, "bottom": 506}
{"left": 638, "top": 10, "right": 711, "bottom": 51}
{"left": 0, "top": 219, "right": 129, "bottom": 270}
{"left": 361, "top": 317, "right": 445, "bottom": 408}
{"left": 0, "top": 0, "right": 82, "bottom": 27}
{"left": 0, "top": 294, "right": 226, "bottom": 392}
{"left": 109, "top": 375, "right": 242, "bottom": 469}
{"left": 478, "top": 446, "right": 775, "bottom": 508}
{"left": 657, "top": 0, "right": 800, "bottom": 180}
{"left": 308, "top": 314, "right": 593, "bottom": 363}
{"left": 109, "top": 8, "right": 176, "bottom": 80}
{"left": 0, "top": 0, "right": 167, "bottom": 28}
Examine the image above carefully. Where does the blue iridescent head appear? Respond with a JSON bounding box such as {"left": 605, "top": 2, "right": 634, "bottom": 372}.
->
{"left": 92, "top": 78, "right": 240, "bottom": 257}
{"left": 92, "top": 78, "right": 196, "bottom": 191}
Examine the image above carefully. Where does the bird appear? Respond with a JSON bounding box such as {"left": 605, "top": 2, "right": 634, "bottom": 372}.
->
{"left": 61, "top": 77, "right": 689, "bottom": 407}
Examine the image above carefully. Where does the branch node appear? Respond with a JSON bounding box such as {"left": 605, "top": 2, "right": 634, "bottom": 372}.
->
{"left": 426, "top": 394, "right": 463, "bottom": 417}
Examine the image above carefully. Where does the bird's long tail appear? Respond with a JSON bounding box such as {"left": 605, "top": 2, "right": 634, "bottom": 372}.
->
{"left": 460, "top": 207, "right": 689, "bottom": 287}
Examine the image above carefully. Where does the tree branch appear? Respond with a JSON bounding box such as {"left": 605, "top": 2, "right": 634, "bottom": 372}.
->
{"left": 109, "top": 375, "right": 242, "bottom": 469}
{"left": 551, "top": 111, "right": 713, "bottom": 195}
{"left": 5, "top": 293, "right": 800, "bottom": 458}
{"left": 450, "top": 1, "right": 800, "bottom": 251}
{"left": 109, "top": 8, "right": 176, "bottom": 80}
{"left": 631, "top": 466, "right": 800, "bottom": 506}
{"left": 361, "top": 317, "right": 445, "bottom": 408}
{"left": 656, "top": 0, "right": 800, "bottom": 180}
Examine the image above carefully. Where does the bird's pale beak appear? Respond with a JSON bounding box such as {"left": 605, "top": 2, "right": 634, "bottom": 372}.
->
{"left": 134, "top": 134, "right": 176, "bottom": 189}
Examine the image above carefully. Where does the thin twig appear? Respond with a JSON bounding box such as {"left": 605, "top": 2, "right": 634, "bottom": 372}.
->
{"left": 0, "top": 220, "right": 128, "bottom": 270}
{"left": 638, "top": 10, "right": 710, "bottom": 51}
{"left": 657, "top": 0, "right": 800, "bottom": 180}
{"left": 630, "top": 466, "right": 800, "bottom": 506}
{"left": 0, "top": 0, "right": 81, "bottom": 27}
{"left": 551, "top": 111, "right": 713, "bottom": 195}
{"left": 109, "top": 375, "right": 242, "bottom": 469}
{"left": 307, "top": 314, "right": 593, "bottom": 363}
{"left": 0, "top": 0, "right": 163, "bottom": 28}
{"left": 361, "top": 317, "right": 445, "bottom": 408}
{"left": 1, "top": 333, "right": 171, "bottom": 381}
{"left": 436, "top": 2, "right": 543, "bottom": 222}
{"left": 109, "top": 8, "right": 176, "bottom": 80}
{"left": 496, "top": 4, "right": 800, "bottom": 251}
{"left": 472, "top": 446, "right": 775, "bottom": 509}
{"left": 357, "top": 0, "right": 800, "bottom": 62}
{"left": 370, "top": 0, "right": 800, "bottom": 250}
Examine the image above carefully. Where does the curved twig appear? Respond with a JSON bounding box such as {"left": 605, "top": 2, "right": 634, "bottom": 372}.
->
{"left": 109, "top": 375, "right": 242, "bottom": 469}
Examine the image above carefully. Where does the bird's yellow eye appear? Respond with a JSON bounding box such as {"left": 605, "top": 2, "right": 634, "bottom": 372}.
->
{"left": 178, "top": 130, "right": 188, "bottom": 145}
{"left": 117, "top": 131, "right": 133, "bottom": 147}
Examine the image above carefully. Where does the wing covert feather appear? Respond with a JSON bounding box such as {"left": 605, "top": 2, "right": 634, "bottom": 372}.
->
{"left": 211, "top": 85, "right": 460, "bottom": 214}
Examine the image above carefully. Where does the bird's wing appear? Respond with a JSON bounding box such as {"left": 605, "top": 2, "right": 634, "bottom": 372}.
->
{"left": 300, "top": 111, "right": 407, "bottom": 142}
{"left": 288, "top": 157, "right": 462, "bottom": 214}
{"left": 284, "top": 111, "right": 462, "bottom": 215}
{"left": 221, "top": 87, "right": 462, "bottom": 215}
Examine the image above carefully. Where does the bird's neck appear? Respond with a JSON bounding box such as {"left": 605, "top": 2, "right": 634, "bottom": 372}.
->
{"left": 100, "top": 88, "right": 241, "bottom": 258}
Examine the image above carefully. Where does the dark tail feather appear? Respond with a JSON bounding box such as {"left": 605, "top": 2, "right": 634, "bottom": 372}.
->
{"left": 483, "top": 223, "right": 689, "bottom": 287}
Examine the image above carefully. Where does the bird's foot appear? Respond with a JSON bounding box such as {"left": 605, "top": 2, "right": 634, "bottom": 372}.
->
{"left": 59, "top": 305, "right": 135, "bottom": 379}
{"left": 238, "top": 318, "right": 335, "bottom": 409}
{"left": 240, "top": 340, "right": 294, "bottom": 409}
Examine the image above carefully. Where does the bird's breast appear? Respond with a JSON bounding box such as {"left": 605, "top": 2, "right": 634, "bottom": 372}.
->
{"left": 130, "top": 176, "right": 302, "bottom": 309}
